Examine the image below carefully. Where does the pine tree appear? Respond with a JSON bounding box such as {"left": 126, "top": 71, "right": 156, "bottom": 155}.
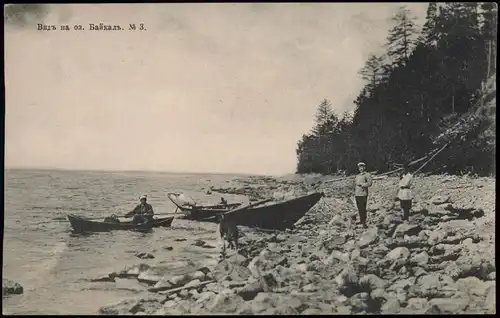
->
{"left": 386, "top": 5, "right": 419, "bottom": 66}
{"left": 295, "top": 2, "right": 495, "bottom": 176}
{"left": 313, "top": 99, "right": 334, "bottom": 133}
{"left": 480, "top": 2, "right": 498, "bottom": 79}
{"left": 357, "top": 54, "right": 386, "bottom": 89}
{"left": 419, "top": 2, "right": 440, "bottom": 47}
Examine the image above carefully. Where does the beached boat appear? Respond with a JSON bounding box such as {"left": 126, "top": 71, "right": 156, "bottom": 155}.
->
{"left": 169, "top": 192, "right": 324, "bottom": 230}
{"left": 67, "top": 214, "right": 174, "bottom": 233}
{"left": 167, "top": 193, "right": 242, "bottom": 220}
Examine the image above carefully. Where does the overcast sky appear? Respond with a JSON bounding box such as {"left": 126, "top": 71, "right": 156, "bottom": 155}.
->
{"left": 4, "top": 3, "right": 427, "bottom": 176}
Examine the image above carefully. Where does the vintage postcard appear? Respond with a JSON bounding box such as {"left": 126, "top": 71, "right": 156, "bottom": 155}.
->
{"left": 3, "top": 3, "right": 496, "bottom": 315}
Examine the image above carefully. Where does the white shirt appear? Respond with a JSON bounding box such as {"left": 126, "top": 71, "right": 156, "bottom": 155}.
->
{"left": 398, "top": 173, "right": 413, "bottom": 201}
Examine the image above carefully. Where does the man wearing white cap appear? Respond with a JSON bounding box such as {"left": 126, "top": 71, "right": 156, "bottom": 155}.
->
{"left": 354, "top": 162, "right": 373, "bottom": 228}
{"left": 128, "top": 194, "right": 155, "bottom": 224}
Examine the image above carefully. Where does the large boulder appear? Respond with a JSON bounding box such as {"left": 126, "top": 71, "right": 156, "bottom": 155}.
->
{"left": 404, "top": 297, "right": 429, "bottom": 313}
{"left": 335, "top": 265, "right": 360, "bottom": 297}
{"left": 358, "top": 227, "right": 380, "bottom": 248}
{"left": 410, "top": 251, "right": 429, "bottom": 267}
{"left": 236, "top": 293, "right": 310, "bottom": 315}
{"left": 155, "top": 299, "right": 192, "bottom": 315}
{"left": 408, "top": 273, "right": 457, "bottom": 299}
{"left": 386, "top": 247, "right": 410, "bottom": 262}
{"left": 98, "top": 295, "right": 164, "bottom": 315}
{"left": 392, "top": 223, "right": 422, "bottom": 238}
{"left": 425, "top": 297, "right": 470, "bottom": 314}
{"left": 430, "top": 195, "right": 450, "bottom": 205}
{"left": 205, "top": 293, "right": 245, "bottom": 314}
{"left": 319, "top": 235, "right": 346, "bottom": 253}
{"left": 443, "top": 245, "right": 495, "bottom": 281}
{"left": 2, "top": 279, "right": 23, "bottom": 296}
{"left": 381, "top": 298, "right": 401, "bottom": 314}
{"left": 484, "top": 283, "right": 496, "bottom": 314}
{"left": 359, "top": 274, "right": 387, "bottom": 292}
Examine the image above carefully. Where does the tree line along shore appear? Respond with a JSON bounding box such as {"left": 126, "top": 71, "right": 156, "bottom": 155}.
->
{"left": 296, "top": 3, "right": 496, "bottom": 177}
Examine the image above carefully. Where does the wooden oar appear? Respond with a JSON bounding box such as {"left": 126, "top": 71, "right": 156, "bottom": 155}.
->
{"left": 224, "top": 198, "right": 273, "bottom": 215}
{"left": 199, "top": 198, "right": 274, "bottom": 221}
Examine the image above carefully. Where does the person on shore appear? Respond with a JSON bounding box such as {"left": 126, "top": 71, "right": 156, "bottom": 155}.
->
{"left": 128, "top": 194, "right": 155, "bottom": 224}
{"left": 398, "top": 163, "right": 413, "bottom": 221}
{"left": 354, "top": 162, "right": 373, "bottom": 228}
{"left": 217, "top": 212, "right": 239, "bottom": 254}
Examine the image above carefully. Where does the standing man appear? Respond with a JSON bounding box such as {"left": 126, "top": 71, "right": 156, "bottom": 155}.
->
{"left": 398, "top": 163, "right": 413, "bottom": 221}
{"left": 127, "top": 194, "right": 155, "bottom": 224}
{"left": 354, "top": 162, "right": 373, "bottom": 228}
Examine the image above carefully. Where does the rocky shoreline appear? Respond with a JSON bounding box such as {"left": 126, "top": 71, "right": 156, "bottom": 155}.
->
{"left": 3, "top": 279, "right": 24, "bottom": 297}
{"left": 96, "top": 173, "right": 496, "bottom": 315}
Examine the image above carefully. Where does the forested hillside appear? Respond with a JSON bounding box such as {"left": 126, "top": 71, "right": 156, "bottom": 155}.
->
{"left": 296, "top": 3, "right": 497, "bottom": 177}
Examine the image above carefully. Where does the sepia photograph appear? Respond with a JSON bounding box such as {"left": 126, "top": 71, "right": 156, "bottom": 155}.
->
{"left": 3, "top": 2, "right": 496, "bottom": 315}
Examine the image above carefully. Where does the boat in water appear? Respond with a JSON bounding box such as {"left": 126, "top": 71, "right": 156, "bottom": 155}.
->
{"left": 67, "top": 214, "right": 174, "bottom": 233}
{"left": 168, "top": 192, "right": 324, "bottom": 230}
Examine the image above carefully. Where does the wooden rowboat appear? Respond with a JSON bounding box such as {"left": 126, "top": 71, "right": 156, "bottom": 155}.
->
{"left": 167, "top": 193, "right": 242, "bottom": 220}
{"left": 67, "top": 214, "right": 174, "bottom": 233}
{"left": 221, "top": 192, "right": 324, "bottom": 230}
{"left": 170, "top": 192, "right": 324, "bottom": 231}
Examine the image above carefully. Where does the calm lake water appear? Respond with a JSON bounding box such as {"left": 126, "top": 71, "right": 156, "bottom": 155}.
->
{"left": 2, "top": 169, "right": 251, "bottom": 315}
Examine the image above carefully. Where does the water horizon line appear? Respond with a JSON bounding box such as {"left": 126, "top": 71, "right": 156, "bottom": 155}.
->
{"left": 4, "top": 166, "right": 289, "bottom": 177}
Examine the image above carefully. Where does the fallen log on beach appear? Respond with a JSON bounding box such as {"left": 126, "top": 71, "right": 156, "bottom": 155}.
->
{"left": 323, "top": 170, "right": 378, "bottom": 183}
{"left": 325, "top": 144, "right": 450, "bottom": 183}
{"left": 150, "top": 279, "right": 215, "bottom": 294}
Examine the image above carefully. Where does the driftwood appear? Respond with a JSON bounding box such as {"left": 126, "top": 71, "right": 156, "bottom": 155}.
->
{"left": 323, "top": 143, "right": 450, "bottom": 227}
{"left": 323, "top": 170, "right": 377, "bottom": 184}
{"left": 413, "top": 143, "right": 450, "bottom": 175}
{"left": 323, "top": 143, "right": 450, "bottom": 183}
{"left": 372, "top": 155, "right": 431, "bottom": 180}
{"left": 152, "top": 279, "right": 214, "bottom": 294}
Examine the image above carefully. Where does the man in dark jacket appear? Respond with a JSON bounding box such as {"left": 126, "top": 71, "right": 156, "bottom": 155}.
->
{"left": 128, "top": 194, "right": 154, "bottom": 224}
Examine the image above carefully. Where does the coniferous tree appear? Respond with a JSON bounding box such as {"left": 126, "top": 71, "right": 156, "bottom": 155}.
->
{"left": 386, "top": 5, "right": 419, "bottom": 66}
{"left": 295, "top": 3, "right": 495, "bottom": 177}
{"left": 313, "top": 99, "right": 334, "bottom": 132}
{"left": 480, "top": 2, "right": 498, "bottom": 79}
{"left": 358, "top": 54, "right": 386, "bottom": 89}
{"left": 419, "top": 2, "right": 440, "bottom": 47}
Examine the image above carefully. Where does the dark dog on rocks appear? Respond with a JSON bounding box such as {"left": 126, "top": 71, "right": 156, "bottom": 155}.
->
{"left": 217, "top": 212, "right": 239, "bottom": 254}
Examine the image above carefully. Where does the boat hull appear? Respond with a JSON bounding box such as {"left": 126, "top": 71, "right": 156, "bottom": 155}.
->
{"left": 178, "top": 192, "right": 324, "bottom": 230}
{"left": 67, "top": 214, "right": 174, "bottom": 233}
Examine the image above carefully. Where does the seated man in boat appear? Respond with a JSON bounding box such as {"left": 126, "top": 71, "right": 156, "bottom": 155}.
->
{"left": 128, "top": 194, "right": 155, "bottom": 224}
{"left": 220, "top": 197, "right": 228, "bottom": 207}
